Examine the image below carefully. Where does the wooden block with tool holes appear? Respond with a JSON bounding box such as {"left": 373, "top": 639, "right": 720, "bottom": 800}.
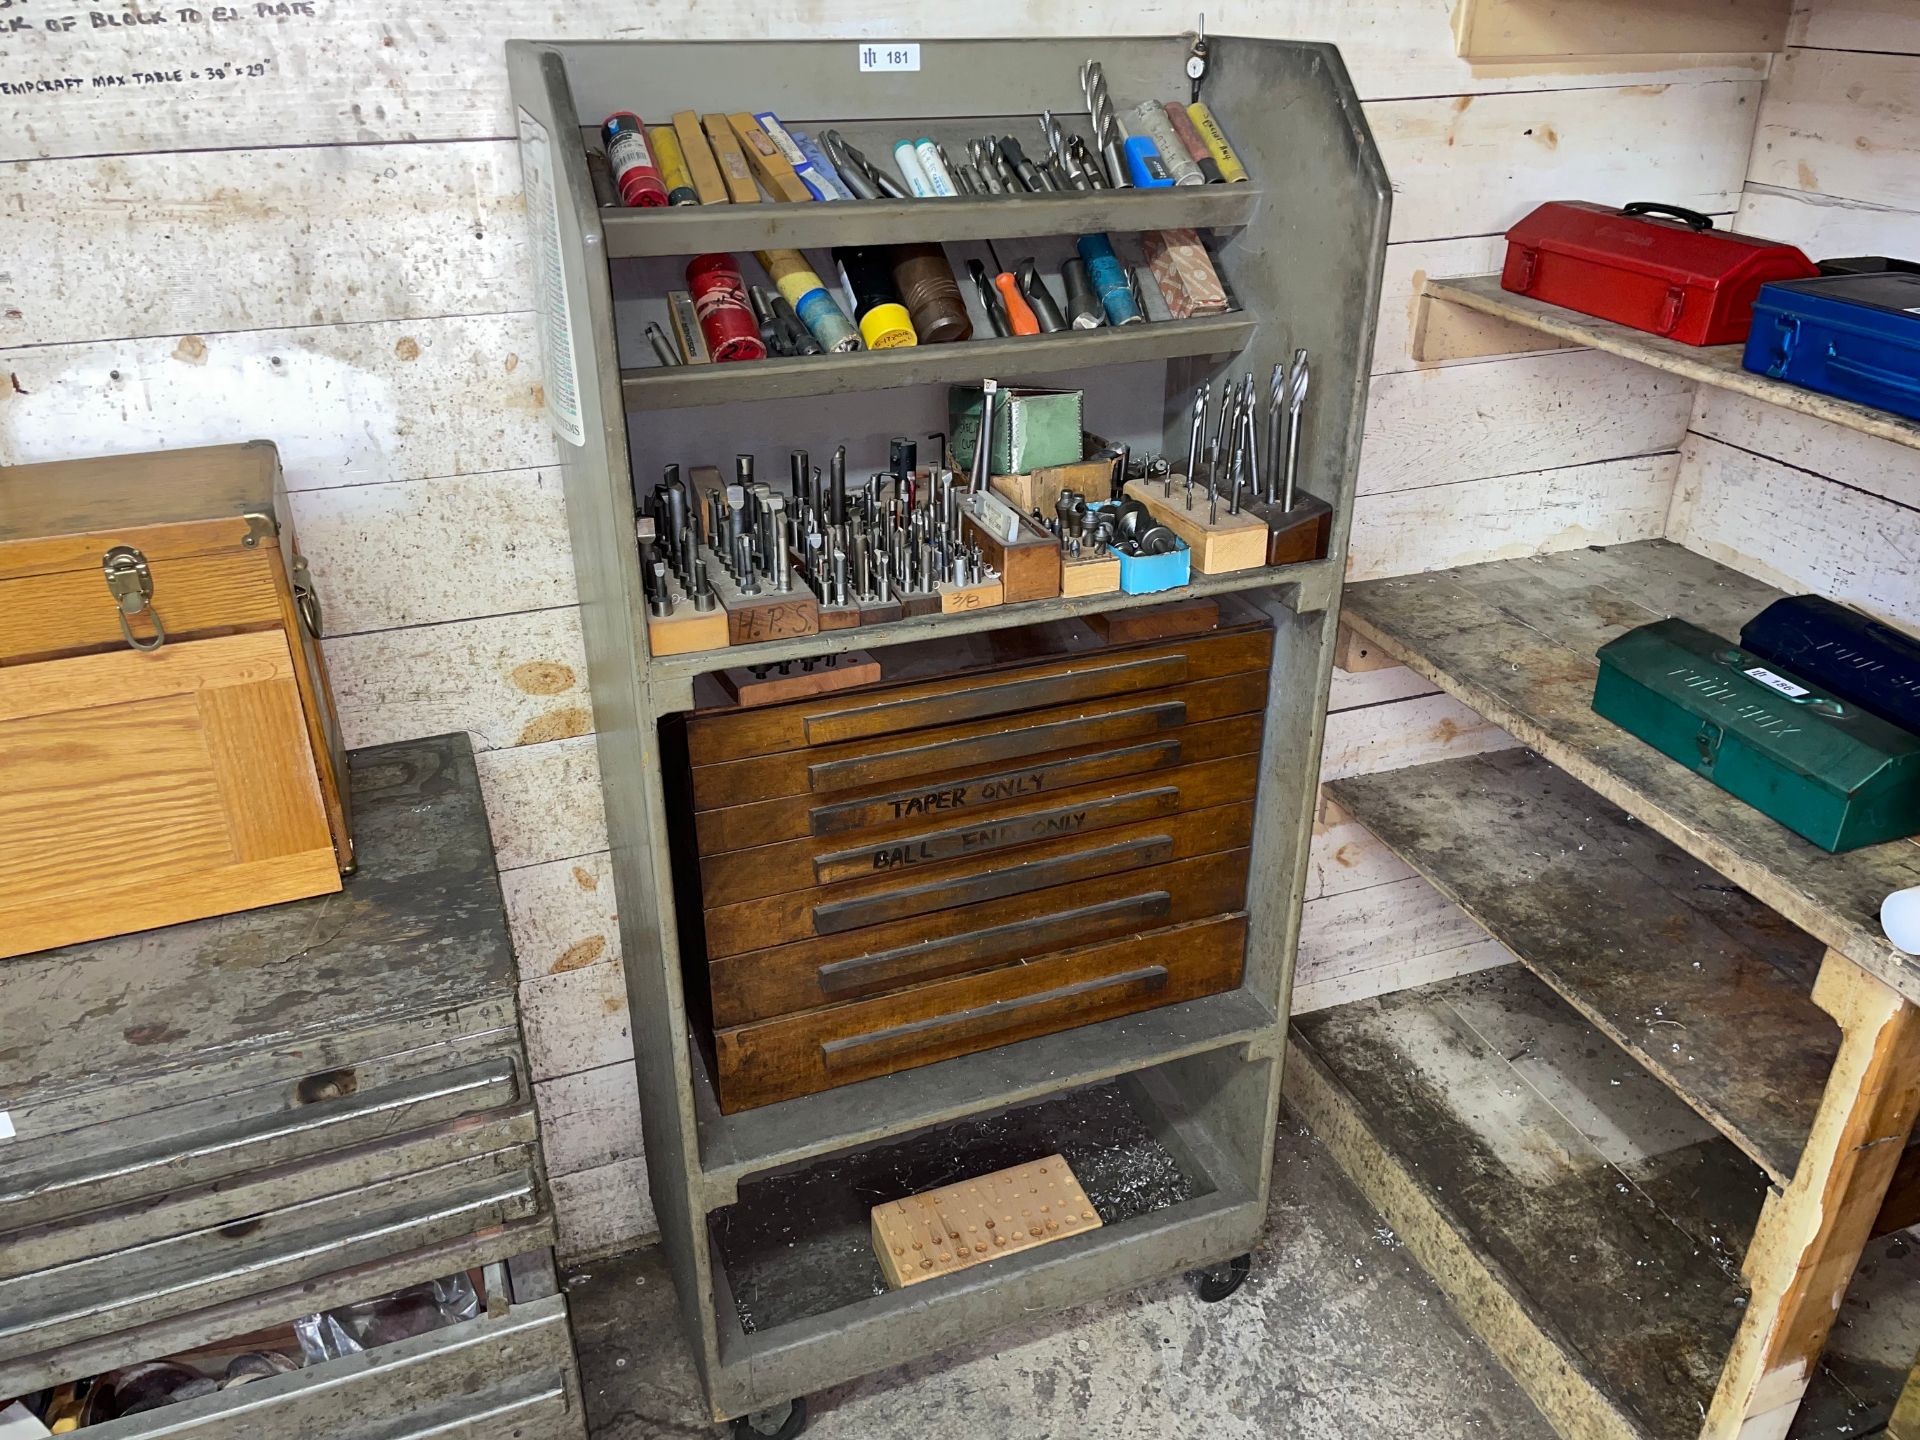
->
{"left": 697, "top": 545, "right": 820, "bottom": 645}
{"left": 719, "top": 650, "right": 880, "bottom": 708}
{"left": 873, "top": 1154, "right": 1102, "bottom": 1287}
{"left": 1061, "top": 546, "right": 1121, "bottom": 597}
{"left": 938, "top": 578, "right": 1003, "bottom": 614}
{"left": 991, "top": 458, "right": 1115, "bottom": 519}
{"left": 962, "top": 508, "right": 1061, "bottom": 604}
{"left": 1254, "top": 493, "right": 1333, "bottom": 566}
{"left": 647, "top": 568, "right": 731, "bottom": 657}
{"left": 1123, "top": 477, "right": 1267, "bottom": 574}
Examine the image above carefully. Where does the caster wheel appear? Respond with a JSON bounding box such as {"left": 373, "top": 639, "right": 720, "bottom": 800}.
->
{"left": 733, "top": 1397, "right": 807, "bottom": 1439}
{"left": 1192, "top": 1253, "right": 1251, "bottom": 1303}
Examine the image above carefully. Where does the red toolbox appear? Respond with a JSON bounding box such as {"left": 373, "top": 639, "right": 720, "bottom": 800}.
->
{"left": 1502, "top": 201, "right": 1817, "bottom": 346}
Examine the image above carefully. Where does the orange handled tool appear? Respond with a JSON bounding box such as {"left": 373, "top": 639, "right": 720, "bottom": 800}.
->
{"left": 987, "top": 241, "right": 1040, "bottom": 335}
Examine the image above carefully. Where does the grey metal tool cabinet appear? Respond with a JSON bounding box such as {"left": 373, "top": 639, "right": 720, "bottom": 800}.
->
{"left": 0, "top": 735, "right": 587, "bottom": 1439}
{"left": 507, "top": 32, "right": 1388, "bottom": 1427}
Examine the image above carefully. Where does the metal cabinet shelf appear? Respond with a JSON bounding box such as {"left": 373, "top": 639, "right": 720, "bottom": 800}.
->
{"left": 507, "top": 32, "right": 1388, "bottom": 1424}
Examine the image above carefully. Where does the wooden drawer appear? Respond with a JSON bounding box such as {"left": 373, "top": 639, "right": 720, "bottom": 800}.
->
{"left": 0, "top": 1142, "right": 542, "bottom": 1368}
{"left": 713, "top": 914, "right": 1249, "bottom": 1110}
{"left": 690, "top": 669, "right": 1269, "bottom": 816}
{"left": 699, "top": 752, "right": 1258, "bottom": 907}
{"left": 685, "top": 625, "right": 1272, "bottom": 769}
{"left": 696, "top": 709, "right": 1263, "bottom": 855}
{"left": 711, "top": 849, "right": 1252, "bottom": 1026}
{"left": 702, "top": 802, "right": 1254, "bottom": 958}
{"left": 69, "top": 1292, "right": 584, "bottom": 1440}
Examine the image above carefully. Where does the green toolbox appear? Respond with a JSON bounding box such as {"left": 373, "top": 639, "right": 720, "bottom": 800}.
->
{"left": 948, "top": 385, "right": 1085, "bottom": 475}
{"left": 1593, "top": 617, "right": 1920, "bottom": 853}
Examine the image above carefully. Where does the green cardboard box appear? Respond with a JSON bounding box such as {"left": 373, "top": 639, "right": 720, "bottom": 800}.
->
{"left": 948, "top": 386, "right": 1084, "bottom": 476}
{"left": 1592, "top": 617, "right": 1920, "bottom": 853}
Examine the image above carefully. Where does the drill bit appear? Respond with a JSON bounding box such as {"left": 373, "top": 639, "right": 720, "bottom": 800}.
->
{"left": 1186, "top": 382, "right": 1207, "bottom": 501}
{"left": 970, "top": 379, "right": 999, "bottom": 494}
{"left": 1284, "top": 348, "right": 1310, "bottom": 512}
{"left": 1265, "top": 361, "right": 1286, "bottom": 504}
{"left": 1079, "top": 60, "right": 1131, "bottom": 189}
{"left": 644, "top": 321, "right": 682, "bottom": 367}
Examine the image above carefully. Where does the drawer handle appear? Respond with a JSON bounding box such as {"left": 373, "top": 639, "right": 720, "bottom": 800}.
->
{"left": 813, "top": 786, "right": 1179, "bottom": 884}
{"left": 821, "top": 966, "right": 1169, "bottom": 1070}
{"left": 810, "top": 834, "right": 1174, "bottom": 935}
{"left": 807, "top": 699, "right": 1186, "bottom": 794}
{"left": 803, "top": 654, "right": 1189, "bottom": 745}
{"left": 816, "top": 891, "right": 1174, "bottom": 998}
{"left": 808, "top": 737, "right": 1183, "bottom": 837}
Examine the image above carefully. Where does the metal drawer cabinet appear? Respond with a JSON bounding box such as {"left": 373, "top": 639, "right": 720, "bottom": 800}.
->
{"left": 71, "top": 1267, "right": 581, "bottom": 1440}
{"left": 0, "top": 735, "right": 587, "bottom": 1438}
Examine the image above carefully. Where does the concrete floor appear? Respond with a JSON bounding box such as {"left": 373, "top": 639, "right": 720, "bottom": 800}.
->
{"left": 565, "top": 1110, "right": 1557, "bottom": 1439}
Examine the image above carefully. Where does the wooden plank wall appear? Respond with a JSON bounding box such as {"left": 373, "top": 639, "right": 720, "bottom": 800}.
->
{"left": 1668, "top": 0, "right": 1920, "bottom": 632}
{"left": 0, "top": 4, "right": 1765, "bottom": 1260}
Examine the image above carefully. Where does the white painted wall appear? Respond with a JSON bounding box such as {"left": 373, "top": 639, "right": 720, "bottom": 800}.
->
{"left": 0, "top": 2, "right": 1771, "bottom": 1260}
{"left": 1667, "top": 0, "right": 1920, "bottom": 634}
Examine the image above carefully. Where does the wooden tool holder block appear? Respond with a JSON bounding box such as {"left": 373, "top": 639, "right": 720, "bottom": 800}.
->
{"left": 872, "top": 1154, "right": 1103, "bottom": 1288}
{"left": 1252, "top": 492, "right": 1334, "bottom": 565}
{"left": 1061, "top": 546, "right": 1122, "bottom": 597}
{"left": 1123, "top": 478, "right": 1268, "bottom": 574}
{"left": 718, "top": 650, "right": 881, "bottom": 707}
{"left": 962, "top": 507, "right": 1062, "bottom": 604}
{"left": 646, "top": 568, "right": 732, "bottom": 656}
{"left": 991, "top": 458, "right": 1117, "bottom": 520}
{"left": 892, "top": 586, "right": 943, "bottom": 618}
{"left": 937, "top": 578, "right": 1005, "bottom": 614}
{"left": 697, "top": 544, "right": 820, "bottom": 644}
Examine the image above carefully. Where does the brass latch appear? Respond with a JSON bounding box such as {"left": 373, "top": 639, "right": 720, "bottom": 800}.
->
{"left": 102, "top": 545, "right": 167, "bottom": 651}
{"left": 291, "top": 553, "right": 324, "bottom": 638}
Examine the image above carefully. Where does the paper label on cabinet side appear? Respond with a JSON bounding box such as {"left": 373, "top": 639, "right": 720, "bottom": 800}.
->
{"left": 0, "top": 1111, "right": 13, "bottom": 1142}
{"left": 858, "top": 43, "right": 920, "bottom": 71}
{"left": 517, "top": 106, "right": 586, "bottom": 448}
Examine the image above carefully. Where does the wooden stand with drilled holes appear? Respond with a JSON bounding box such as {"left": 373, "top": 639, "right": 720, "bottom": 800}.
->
{"left": 815, "top": 601, "right": 861, "bottom": 632}
{"left": 1060, "top": 546, "right": 1122, "bottom": 597}
{"left": 891, "top": 587, "right": 942, "bottom": 619}
{"left": 1254, "top": 493, "right": 1334, "bottom": 565}
{"left": 1088, "top": 597, "right": 1220, "bottom": 645}
{"left": 697, "top": 545, "right": 820, "bottom": 645}
{"left": 936, "top": 578, "right": 1004, "bottom": 614}
{"left": 646, "top": 570, "right": 732, "bottom": 657}
{"left": 717, "top": 650, "right": 881, "bottom": 707}
{"left": 961, "top": 507, "right": 1061, "bottom": 604}
{"left": 990, "top": 458, "right": 1117, "bottom": 519}
{"left": 872, "top": 1155, "right": 1103, "bottom": 1288}
{"left": 1124, "top": 478, "right": 1268, "bottom": 575}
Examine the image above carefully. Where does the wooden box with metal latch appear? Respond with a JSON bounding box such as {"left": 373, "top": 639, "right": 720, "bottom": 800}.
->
{"left": 0, "top": 441, "right": 352, "bottom": 959}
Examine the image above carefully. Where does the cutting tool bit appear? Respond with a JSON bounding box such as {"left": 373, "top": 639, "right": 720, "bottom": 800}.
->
{"left": 986, "top": 242, "right": 1039, "bottom": 335}
{"left": 644, "top": 322, "right": 681, "bottom": 366}
{"left": 967, "top": 259, "right": 1011, "bottom": 335}
{"left": 1186, "top": 382, "right": 1208, "bottom": 500}
{"left": 1079, "top": 60, "right": 1130, "bottom": 188}
{"left": 1283, "top": 347, "right": 1310, "bottom": 511}
{"left": 1265, "top": 361, "right": 1285, "bottom": 504}
{"left": 1017, "top": 261, "right": 1067, "bottom": 332}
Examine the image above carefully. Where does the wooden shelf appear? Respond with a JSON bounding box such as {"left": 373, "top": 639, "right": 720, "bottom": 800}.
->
{"left": 1287, "top": 967, "right": 1915, "bottom": 1440}
{"left": 1330, "top": 749, "right": 1834, "bottom": 1187}
{"left": 642, "top": 559, "right": 1337, "bottom": 700}
{"left": 690, "top": 986, "right": 1278, "bottom": 1207}
{"left": 621, "top": 313, "right": 1257, "bottom": 409}
{"left": 601, "top": 186, "right": 1262, "bottom": 259}
{"left": 1340, "top": 540, "right": 1920, "bottom": 1006}
{"left": 1424, "top": 276, "right": 1920, "bottom": 452}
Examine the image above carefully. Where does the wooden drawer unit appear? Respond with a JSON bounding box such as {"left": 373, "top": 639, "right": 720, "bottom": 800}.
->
{"left": 677, "top": 608, "right": 1271, "bottom": 1112}
{"left": 0, "top": 442, "right": 353, "bottom": 958}
{"left": 0, "top": 734, "right": 585, "bottom": 1437}
{"left": 715, "top": 915, "right": 1249, "bottom": 1111}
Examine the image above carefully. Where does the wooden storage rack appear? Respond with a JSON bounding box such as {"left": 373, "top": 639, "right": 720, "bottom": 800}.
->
{"left": 1417, "top": 273, "right": 1920, "bottom": 451}
{"left": 1290, "top": 540, "right": 1920, "bottom": 1440}
{"left": 506, "top": 33, "right": 1389, "bottom": 1424}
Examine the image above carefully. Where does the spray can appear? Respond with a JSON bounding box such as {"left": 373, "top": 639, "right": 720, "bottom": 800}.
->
{"left": 603, "top": 112, "right": 667, "bottom": 207}
{"left": 686, "top": 254, "right": 767, "bottom": 362}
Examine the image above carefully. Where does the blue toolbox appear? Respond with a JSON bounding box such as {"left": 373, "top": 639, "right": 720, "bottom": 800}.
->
{"left": 1743, "top": 271, "right": 1920, "bottom": 420}
{"left": 1742, "top": 594, "right": 1920, "bottom": 738}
